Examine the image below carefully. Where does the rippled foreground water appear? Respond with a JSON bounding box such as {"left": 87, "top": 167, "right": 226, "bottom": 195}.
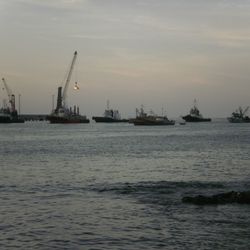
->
{"left": 1, "top": 120, "right": 250, "bottom": 249}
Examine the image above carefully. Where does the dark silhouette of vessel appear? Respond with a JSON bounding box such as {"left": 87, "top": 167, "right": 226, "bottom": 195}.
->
{"left": 92, "top": 101, "right": 128, "bottom": 123}
{"left": 227, "top": 106, "right": 250, "bottom": 123}
{"left": 47, "top": 86, "right": 89, "bottom": 124}
{"left": 182, "top": 100, "right": 211, "bottom": 122}
{"left": 0, "top": 78, "right": 24, "bottom": 123}
{"left": 0, "top": 107, "right": 24, "bottom": 123}
{"left": 47, "top": 51, "right": 89, "bottom": 124}
{"left": 132, "top": 106, "right": 175, "bottom": 126}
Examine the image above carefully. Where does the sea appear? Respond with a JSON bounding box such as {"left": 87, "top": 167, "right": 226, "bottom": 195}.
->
{"left": 1, "top": 119, "right": 250, "bottom": 250}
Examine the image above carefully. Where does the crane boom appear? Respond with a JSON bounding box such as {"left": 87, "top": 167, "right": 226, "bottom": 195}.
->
{"left": 2, "top": 78, "right": 12, "bottom": 98}
{"left": 62, "top": 51, "right": 78, "bottom": 106}
{"left": 2, "top": 78, "right": 16, "bottom": 111}
{"left": 243, "top": 106, "right": 249, "bottom": 115}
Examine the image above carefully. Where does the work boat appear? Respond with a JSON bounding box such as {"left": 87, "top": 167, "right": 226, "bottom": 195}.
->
{"left": 132, "top": 107, "right": 175, "bottom": 126}
{"left": 0, "top": 78, "right": 24, "bottom": 123}
{"left": 182, "top": 100, "right": 211, "bottom": 122}
{"left": 0, "top": 108, "right": 24, "bottom": 123}
{"left": 47, "top": 51, "right": 89, "bottom": 124}
{"left": 227, "top": 106, "right": 250, "bottom": 123}
{"left": 92, "top": 101, "right": 128, "bottom": 123}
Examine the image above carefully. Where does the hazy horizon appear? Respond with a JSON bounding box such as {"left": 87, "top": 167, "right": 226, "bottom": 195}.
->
{"left": 1, "top": 0, "right": 250, "bottom": 118}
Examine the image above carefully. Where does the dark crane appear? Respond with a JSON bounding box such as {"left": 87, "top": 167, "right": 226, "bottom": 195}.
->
{"left": 56, "top": 51, "right": 78, "bottom": 111}
{"left": 2, "top": 77, "right": 16, "bottom": 113}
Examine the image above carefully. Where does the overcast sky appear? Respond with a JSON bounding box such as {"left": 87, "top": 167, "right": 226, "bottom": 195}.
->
{"left": 1, "top": 0, "right": 250, "bottom": 118}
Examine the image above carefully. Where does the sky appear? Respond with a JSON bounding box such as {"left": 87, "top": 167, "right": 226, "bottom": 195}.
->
{"left": 0, "top": 0, "right": 250, "bottom": 118}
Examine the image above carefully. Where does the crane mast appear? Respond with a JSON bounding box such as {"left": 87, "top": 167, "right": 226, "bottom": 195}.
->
{"left": 62, "top": 51, "right": 78, "bottom": 107}
{"left": 243, "top": 106, "right": 249, "bottom": 116}
{"left": 2, "top": 78, "right": 16, "bottom": 112}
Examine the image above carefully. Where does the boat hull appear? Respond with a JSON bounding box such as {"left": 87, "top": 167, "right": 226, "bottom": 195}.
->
{"left": 0, "top": 116, "right": 25, "bottom": 123}
{"left": 227, "top": 117, "right": 250, "bottom": 123}
{"left": 47, "top": 115, "right": 90, "bottom": 124}
{"left": 92, "top": 116, "right": 128, "bottom": 123}
{"left": 182, "top": 115, "right": 211, "bottom": 122}
{"left": 133, "top": 119, "right": 175, "bottom": 126}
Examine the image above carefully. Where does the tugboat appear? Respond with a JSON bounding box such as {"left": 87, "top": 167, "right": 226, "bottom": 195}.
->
{"left": 47, "top": 51, "right": 89, "bottom": 124}
{"left": 182, "top": 100, "right": 211, "bottom": 122}
{"left": 0, "top": 78, "right": 24, "bottom": 123}
{"left": 92, "top": 100, "right": 128, "bottom": 123}
{"left": 132, "top": 106, "right": 175, "bottom": 126}
{"left": 227, "top": 106, "right": 250, "bottom": 123}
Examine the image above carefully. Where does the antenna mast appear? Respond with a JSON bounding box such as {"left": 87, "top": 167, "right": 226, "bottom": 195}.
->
{"left": 107, "top": 100, "right": 110, "bottom": 110}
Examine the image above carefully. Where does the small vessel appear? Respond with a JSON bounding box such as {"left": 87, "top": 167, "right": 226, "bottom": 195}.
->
{"left": 0, "top": 108, "right": 24, "bottom": 123}
{"left": 47, "top": 97, "right": 89, "bottom": 123}
{"left": 0, "top": 78, "right": 24, "bottom": 123}
{"left": 179, "top": 121, "right": 186, "bottom": 125}
{"left": 178, "top": 116, "right": 186, "bottom": 125}
{"left": 227, "top": 106, "right": 250, "bottom": 123}
{"left": 182, "top": 100, "right": 211, "bottom": 122}
{"left": 92, "top": 101, "right": 128, "bottom": 123}
{"left": 47, "top": 51, "right": 89, "bottom": 124}
{"left": 132, "top": 106, "right": 175, "bottom": 126}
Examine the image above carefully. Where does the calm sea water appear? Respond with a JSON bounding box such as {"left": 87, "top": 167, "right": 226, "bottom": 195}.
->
{"left": 1, "top": 120, "right": 250, "bottom": 250}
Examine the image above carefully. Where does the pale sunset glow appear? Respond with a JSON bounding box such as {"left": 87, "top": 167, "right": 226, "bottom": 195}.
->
{"left": 1, "top": 0, "right": 250, "bottom": 117}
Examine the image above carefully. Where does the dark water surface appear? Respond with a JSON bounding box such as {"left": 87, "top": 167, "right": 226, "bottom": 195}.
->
{"left": 1, "top": 120, "right": 250, "bottom": 249}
